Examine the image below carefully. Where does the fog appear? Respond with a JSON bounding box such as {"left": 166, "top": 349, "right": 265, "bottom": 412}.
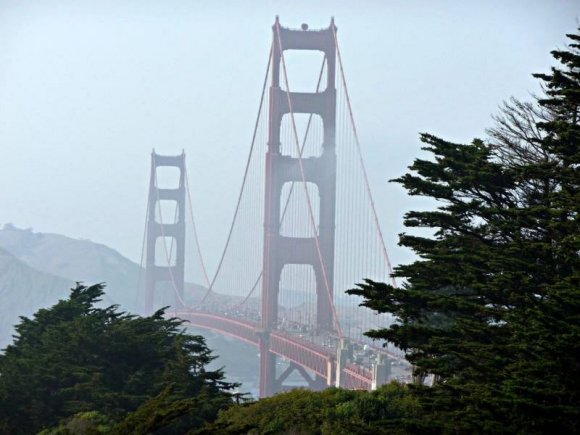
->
{"left": 0, "top": 0, "right": 577, "bottom": 272}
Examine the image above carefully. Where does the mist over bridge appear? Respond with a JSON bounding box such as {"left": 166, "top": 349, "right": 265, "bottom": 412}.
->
{"left": 140, "top": 17, "right": 405, "bottom": 397}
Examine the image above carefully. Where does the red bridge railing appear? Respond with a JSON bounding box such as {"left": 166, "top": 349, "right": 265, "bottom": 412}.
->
{"left": 342, "top": 363, "right": 373, "bottom": 390}
{"left": 174, "top": 311, "right": 259, "bottom": 346}
{"left": 269, "top": 331, "right": 334, "bottom": 379}
{"left": 171, "top": 310, "right": 376, "bottom": 390}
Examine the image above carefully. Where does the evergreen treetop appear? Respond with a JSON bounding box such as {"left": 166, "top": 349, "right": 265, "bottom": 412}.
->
{"left": 0, "top": 283, "right": 237, "bottom": 434}
{"left": 349, "top": 28, "right": 580, "bottom": 433}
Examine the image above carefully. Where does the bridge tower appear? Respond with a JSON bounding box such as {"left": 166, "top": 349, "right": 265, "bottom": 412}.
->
{"left": 260, "top": 18, "right": 337, "bottom": 397}
{"left": 144, "top": 151, "right": 186, "bottom": 314}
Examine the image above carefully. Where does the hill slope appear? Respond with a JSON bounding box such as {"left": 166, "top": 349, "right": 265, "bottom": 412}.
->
{"left": 0, "top": 225, "right": 141, "bottom": 310}
{"left": 0, "top": 247, "right": 73, "bottom": 349}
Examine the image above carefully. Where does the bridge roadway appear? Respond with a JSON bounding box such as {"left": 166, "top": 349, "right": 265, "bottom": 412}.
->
{"left": 171, "top": 310, "right": 378, "bottom": 390}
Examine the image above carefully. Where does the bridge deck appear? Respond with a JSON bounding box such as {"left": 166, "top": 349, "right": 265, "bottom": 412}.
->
{"left": 172, "top": 310, "right": 374, "bottom": 389}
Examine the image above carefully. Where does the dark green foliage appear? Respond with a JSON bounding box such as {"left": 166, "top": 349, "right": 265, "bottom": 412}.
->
{"left": 111, "top": 384, "right": 233, "bottom": 435}
{"left": 38, "top": 411, "right": 114, "bottom": 435}
{"left": 197, "top": 383, "right": 422, "bottom": 435}
{"left": 0, "top": 283, "right": 236, "bottom": 434}
{"left": 349, "top": 30, "right": 580, "bottom": 433}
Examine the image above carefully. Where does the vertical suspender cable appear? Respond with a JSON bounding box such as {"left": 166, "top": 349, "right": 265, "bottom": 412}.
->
{"left": 331, "top": 26, "right": 397, "bottom": 288}
{"left": 196, "top": 43, "right": 273, "bottom": 306}
{"left": 232, "top": 55, "right": 326, "bottom": 311}
{"left": 135, "top": 187, "right": 150, "bottom": 312}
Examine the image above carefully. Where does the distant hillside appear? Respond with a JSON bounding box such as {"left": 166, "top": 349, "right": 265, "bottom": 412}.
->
{"left": 0, "top": 247, "right": 73, "bottom": 349}
{"left": 0, "top": 225, "right": 266, "bottom": 358}
{"left": 0, "top": 223, "right": 215, "bottom": 316}
{"left": 0, "top": 224, "right": 141, "bottom": 311}
{"left": 0, "top": 225, "right": 266, "bottom": 394}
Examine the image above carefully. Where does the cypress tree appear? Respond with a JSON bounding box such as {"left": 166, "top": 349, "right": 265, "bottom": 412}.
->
{"left": 349, "top": 29, "right": 580, "bottom": 433}
{"left": 0, "top": 283, "right": 237, "bottom": 434}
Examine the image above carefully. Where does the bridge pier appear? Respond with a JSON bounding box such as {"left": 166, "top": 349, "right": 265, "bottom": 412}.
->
{"left": 258, "top": 333, "right": 277, "bottom": 397}
{"left": 258, "top": 331, "right": 278, "bottom": 397}
{"left": 371, "top": 353, "right": 391, "bottom": 390}
{"left": 335, "top": 338, "right": 353, "bottom": 388}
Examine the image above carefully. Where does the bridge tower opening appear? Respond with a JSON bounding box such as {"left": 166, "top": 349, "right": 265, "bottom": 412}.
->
{"left": 144, "top": 151, "right": 186, "bottom": 314}
{"left": 260, "top": 17, "right": 337, "bottom": 397}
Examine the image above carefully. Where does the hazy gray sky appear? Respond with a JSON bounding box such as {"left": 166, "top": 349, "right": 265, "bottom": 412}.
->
{"left": 1, "top": 0, "right": 578, "bottom": 273}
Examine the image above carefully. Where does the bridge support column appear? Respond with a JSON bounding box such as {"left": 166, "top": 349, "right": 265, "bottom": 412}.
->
{"left": 144, "top": 151, "right": 186, "bottom": 315}
{"left": 260, "top": 17, "right": 338, "bottom": 398}
{"left": 327, "top": 359, "right": 335, "bottom": 387}
{"left": 371, "top": 354, "right": 391, "bottom": 390}
{"left": 335, "top": 338, "right": 353, "bottom": 388}
{"left": 259, "top": 333, "right": 277, "bottom": 397}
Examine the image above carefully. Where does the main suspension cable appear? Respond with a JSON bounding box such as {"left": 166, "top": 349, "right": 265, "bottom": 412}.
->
{"left": 135, "top": 180, "right": 151, "bottom": 312}
{"left": 184, "top": 162, "right": 212, "bottom": 289}
{"left": 196, "top": 43, "right": 273, "bottom": 306}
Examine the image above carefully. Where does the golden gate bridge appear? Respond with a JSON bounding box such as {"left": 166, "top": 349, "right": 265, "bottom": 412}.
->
{"left": 138, "top": 17, "right": 406, "bottom": 397}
